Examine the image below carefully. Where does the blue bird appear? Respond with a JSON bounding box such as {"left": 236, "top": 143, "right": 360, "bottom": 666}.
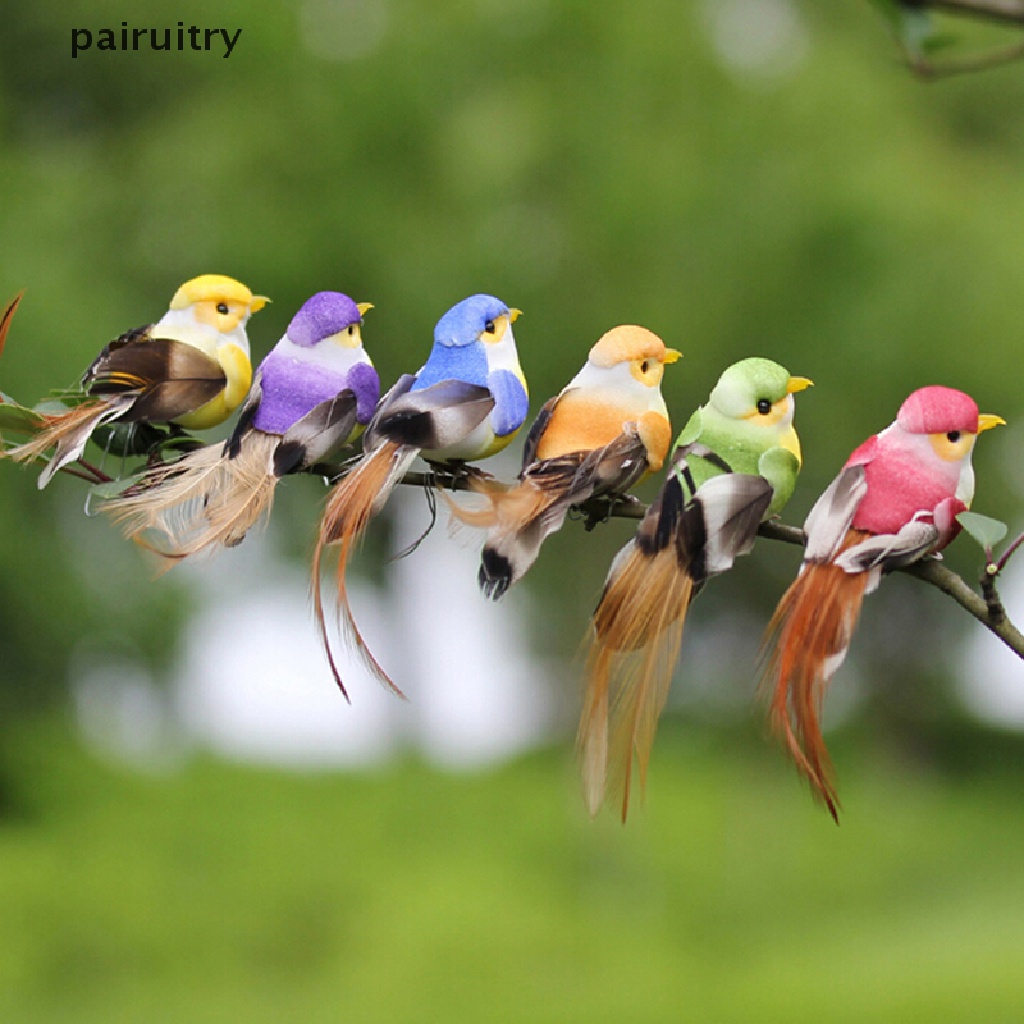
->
{"left": 313, "top": 293, "right": 529, "bottom": 696}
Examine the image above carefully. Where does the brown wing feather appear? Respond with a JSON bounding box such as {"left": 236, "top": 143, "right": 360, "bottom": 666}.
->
{"left": 88, "top": 337, "right": 227, "bottom": 422}
{"left": 464, "top": 431, "right": 650, "bottom": 600}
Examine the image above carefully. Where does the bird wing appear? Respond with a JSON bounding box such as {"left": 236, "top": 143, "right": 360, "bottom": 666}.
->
{"left": 273, "top": 390, "right": 360, "bottom": 477}
{"left": 524, "top": 425, "right": 649, "bottom": 503}
{"left": 802, "top": 464, "right": 870, "bottom": 563}
{"left": 87, "top": 334, "right": 228, "bottom": 423}
{"left": 833, "top": 517, "right": 939, "bottom": 577}
{"left": 370, "top": 378, "right": 494, "bottom": 451}
{"left": 472, "top": 427, "right": 650, "bottom": 600}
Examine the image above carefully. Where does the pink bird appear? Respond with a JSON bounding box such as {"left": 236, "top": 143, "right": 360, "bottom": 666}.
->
{"left": 762, "top": 385, "right": 1004, "bottom": 820}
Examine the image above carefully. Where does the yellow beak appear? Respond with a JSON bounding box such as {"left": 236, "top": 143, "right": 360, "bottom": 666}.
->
{"left": 662, "top": 348, "right": 683, "bottom": 365}
{"left": 250, "top": 295, "right": 271, "bottom": 313}
{"left": 357, "top": 302, "right": 374, "bottom": 316}
{"left": 787, "top": 376, "right": 813, "bottom": 394}
{"left": 509, "top": 308, "right": 522, "bottom": 323}
{"left": 977, "top": 413, "right": 1006, "bottom": 433}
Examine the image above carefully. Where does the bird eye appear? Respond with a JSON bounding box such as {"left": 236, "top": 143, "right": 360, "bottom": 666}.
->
{"left": 757, "top": 398, "right": 772, "bottom": 415}
{"left": 216, "top": 302, "right": 230, "bottom": 315}
{"left": 640, "top": 360, "right": 651, "bottom": 374}
{"left": 347, "top": 325, "right": 355, "bottom": 335}
{"left": 946, "top": 430, "right": 961, "bottom": 443}
{"left": 484, "top": 320, "right": 496, "bottom": 334}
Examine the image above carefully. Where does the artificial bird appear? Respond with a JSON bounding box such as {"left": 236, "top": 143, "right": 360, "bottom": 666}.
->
{"left": 102, "top": 291, "right": 378, "bottom": 561}
{"left": 762, "top": 385, "right": 1003, "bottom": 821}
{"left": 313, "top": 292, "right": 529, "bottom": 696}
{"left": 4, "top": 274, "right": 267, "bottom": 487}
{"left": 579, "top": 357, "right": 812, "bottom": 821}
{"left": 448, "top": 324, "right": 680, "bottom": 599}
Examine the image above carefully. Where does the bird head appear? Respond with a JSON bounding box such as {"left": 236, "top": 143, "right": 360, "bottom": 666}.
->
{"left": 709, "top": 356, "right": 812, "bottom": 430}
{"left": 170, "top": 274, "right": 270, "bottom": 335}
{"left": 896, "top": 386, "right": 1004, "bottom": 464}
{"left": 587, "top": 325, "right": 681, "bottom": 389}
{"left": 433, "top": 294, "right": 521, "bottom": 350}
{"left": 287, "top": 292, "right": 372, "bottom": 351}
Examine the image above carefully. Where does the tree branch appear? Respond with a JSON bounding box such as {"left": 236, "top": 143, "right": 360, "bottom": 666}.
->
{"left": 411, "top": 468, "right": 1024, "bottom": 661}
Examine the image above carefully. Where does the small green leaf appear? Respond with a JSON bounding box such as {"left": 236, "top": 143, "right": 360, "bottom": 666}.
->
{"left": 0, "top": 399, "right": 45, "bottom": 435}
{"left": 957, "top": 511, "right": 1008, "bottom": 552}
{"left": 88, "top": 476, "right": 144, "bottom": 500}
{"left": 921, "top": 32, "right": 958, "bottom": 56}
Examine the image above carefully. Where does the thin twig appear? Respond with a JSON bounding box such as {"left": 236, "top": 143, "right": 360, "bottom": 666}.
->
{"left": 905, "top": 37, "right": 1024, "bottom": 77}
{"left": 995, "top": 528, "right": 1024, "bottom": 574}
{"left": 911, "top": 0, "right": 1024, "bottom": 26}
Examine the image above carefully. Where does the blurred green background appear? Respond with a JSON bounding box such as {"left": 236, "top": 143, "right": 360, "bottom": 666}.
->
{"left": 2, "top": 1, "right": 1024, "bottom": 1020}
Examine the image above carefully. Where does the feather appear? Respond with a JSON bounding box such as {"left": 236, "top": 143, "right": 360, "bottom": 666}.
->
{"left": 802, "top": 464, "right": 868, "bottom": 562}
{"left": 5, "top": 396, "right": 134, "bottom": 487}
{"left": 272, "top": 389, "right": 359, "bottom": 476}
{"left": 450, "top": 429, "right": 650, "bottom": 600}
{"left": 761, "top": 529, "right": 874, "bottom": 822}
{"left": 89, "top": 337, "right": 227, "bottom": 423}
{"left": 370, "top": 378, "right": 494, "bottom": 451}
{"left": 105, "top": 432, "right": 282, "bottom": 561}
{"left": 579, "top": 470, "right": 773, "bottom": 819}
{"left": 518, "top": 394, "right": 559, "bottom": 471}
{"left": 311, "top": 440, "right": 417, "bottom": 698}
{"left": 0, "top": 291, "right": 24, "bottom": 361}
{"left": 580, "top": 540, "right": 694, "bottom": 821}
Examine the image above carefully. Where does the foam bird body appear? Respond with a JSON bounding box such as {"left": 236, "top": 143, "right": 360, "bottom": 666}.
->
{"left": 103, "top": 291, "right": 378, "bottom": 559}
{"left": 313, "top": 293, "right": 528, "bottom": 696}
{"left": 763, "top": 386, "right": 1003, "bottom": 820}
{"left": 579, "top": 357, "right": 811, "bottom": 820}
{"left": 5, "top": 275, "right": 267, "bottom": 487}
{"left": 451, "top": 324, "right": 680, "bottom": 599}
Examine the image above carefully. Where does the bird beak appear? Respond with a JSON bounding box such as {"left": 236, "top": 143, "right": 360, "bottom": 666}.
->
{"left": 787, "top": 376, "right": 813, "bottom": 394}
{"left": 977, "top": 414, "right": 1006, "bottom": 433}
{"left": 250, "top": 295, "right": 271, "bottom": 313}
{"left": 662, "top": 348, "right": 682, "bottom": 365}
{"left": 357, "top": 302, "right": 374, "bottom": 316}
{"left": 509, "top": 308, "right": 522, "bottom": 323}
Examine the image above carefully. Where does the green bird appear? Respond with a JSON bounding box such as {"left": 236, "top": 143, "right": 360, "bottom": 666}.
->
{"left": 578, "top": 357, "right": 812, "bottom": 820}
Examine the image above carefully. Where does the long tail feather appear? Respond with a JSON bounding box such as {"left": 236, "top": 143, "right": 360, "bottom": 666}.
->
{"left": 761, "top": 539, "right": 872, "bottom": 822}
{"left": 0, "top": 291, "right": 24, "bottom": 360}
{"left": 4, "top": 398, "right": 128, "bottom": 487}
{"left": 311, "top": 440, "right": 416, "bottom": 699}
{"left": 104, "top": 432, "right": 280, "bottom": 562}
{"left": 578, "top": 540, "right": 695, "bottom": 821}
